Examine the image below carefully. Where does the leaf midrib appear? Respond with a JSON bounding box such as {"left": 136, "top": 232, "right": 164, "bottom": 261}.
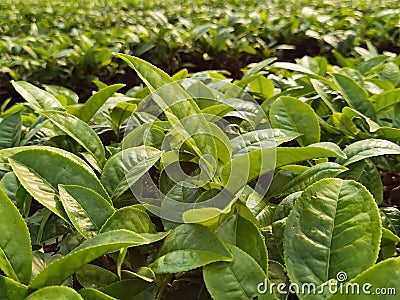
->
{"left": 325, "top": 181, "right": 342, "bottom": 282}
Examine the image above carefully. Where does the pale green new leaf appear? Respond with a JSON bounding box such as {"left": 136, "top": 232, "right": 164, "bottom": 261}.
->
{"left": 241, "top": 58, "right": 276, "bottom": 79}
{"left": 116, "top": 54, "right": 200, "bottom": 119}
{"left": 272, "top": 62, "right": 317, "bottom": 75}
{"left": 249, "top": 76, "right": 275, "bottom": 99}
{"left": 117, "top": 54, "right": 218, "bottom": 164}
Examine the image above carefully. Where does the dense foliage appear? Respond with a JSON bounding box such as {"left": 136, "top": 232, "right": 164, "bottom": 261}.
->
{"left": 2, "top": 1, "right": 400, "bottom": 299}
{"left": 1, "top": 45, "right": 400, "bottom": 299}
{"left": 1, "top": 0, "right": 400, "bottom": 100}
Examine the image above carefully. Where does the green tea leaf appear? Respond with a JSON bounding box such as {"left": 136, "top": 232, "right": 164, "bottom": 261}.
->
{"left": 116, "top": 54, "right": 199, "bottom": 119}
{"left": 9, "top": 147, "right": 110, "bottom": 221}
{"left": 0, "top": 275, "right": 28, "bottom": 300}
{"left": 11, "top": 81, "right": 63, "bottom": 111}
{"left": 43, "top": 84, "right": 79, "bottom": 105}
{"left": 150, "top": 224, "right": 232, "bottom": 274}
{"left": 231, "top": 128, "right": 301, "bottom": 158}
{"left": 328, "top": 257, "right": 400, "bottom": 300}
{"left": 79, "top": 288, "right": 117, "bottom": 300}
{"left": 357, "top": 55, "right": 388, "bottom": 75}
{"left": 100, "top": 206, "right": 156, "bottom": 234}
{"left": 310, "top": 79, "right": 338, "bottom": 112}
{"left": 221, "top": 144, "right": 345, "bottom": 193}
{"left": 75, "top": 84, "right": 125, "bottom": 122}
{"left": 271, "top": 219, "right": 286, "bottom": 268}
{"left": 31, "top": 251, "right": 63, "bottom": 279}
{"left": 242, "top": 58, "right": 276, "bottom": 79}
{"left": 0, "top": 112, "right": 21, "bottom": 150}
{"left": 101, "top": 147, "right": 161, "bottom": 201}
{"left": 380, "top": 228, "right": 400, "bottom": 260}
{"left": 117, "top": 54, "right": 218, "bottom": 163}
{"left": 379, "top": 62, "right": 400, "bottom": 86}
{"left": 99, "top": 279, "right": 153, "bottom": 300}
{"left": 272, "top": 192, "right": 302, "bottom": 222}
{"left": 0, "top": 172, "right": 18, "bottom": 203}
{"left": 268, "top": 260, "right": 290, "bottom": 299}
{"left": 9, "top": 158, "right": 68, "bottom": 221}
{"left": 217, "top": 214, "right": 268, "bottom": 271}
{"left": 339, "top": 159, "right": 383, "bottom": 204}
{"left": 370, "top": 88, "right": 400, "bottom": 114}
{"left": 0, "top": 190, "right": 32, "bottom": 284}
{"left": 222, "top": 97, "right": 264, "bottom": 126}
{"left": 10, "top": 147, "right": 110, "bottom": 199}
{"left": 273, "top": 62, "right": 317, "bottom": 75}
{"left": 41, "top": 110, "right": 106, "bottom": 166}
{"left": 59, "top": 185, "right": 115, "bottom": 238}
{"left": 76, "top": 264, "right": 119, "bottom": 289}
{"left": 274, "top": 162, "right": 348, "bottom": 197}
{"left": 380, "top": 207, "right": 400, "bottom": 236}
{"left": 284, "top": 179, "right": 381, "bottom": 296}
{"left": 374, "top": 127, "right": 400, "bottom": 143}
{"left": 0, "top": 171, "right": 32, "bottom": 217}
{"left": 332, "top": 73, "right": 376, "bottom": 120}
{"left": 25, "top": 286, "right": 83, "bottom": 300}
{"left": 29, "top": 230, "right": 168, "bottom": 289}
{"left": 203, "top": 245, "right": 275, "bottom": 300}
{"left": 269, "top": 96, "right": 320, "bottom": 146}
{"left": 109, "top": 102, "right": 137, "bottom": 136}
{"left": 336, "top": 139, "right": 400, "bottom": 166}
{"left": 249, "top": 76, "right": 275, "bottom": 99}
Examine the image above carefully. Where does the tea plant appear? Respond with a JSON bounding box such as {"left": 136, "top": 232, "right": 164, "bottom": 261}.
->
{"left": 1, "top": 50, "right": 400, "bottom": 299}
{"left": 1, "top": 0, "right": 400, "bottom": 100}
